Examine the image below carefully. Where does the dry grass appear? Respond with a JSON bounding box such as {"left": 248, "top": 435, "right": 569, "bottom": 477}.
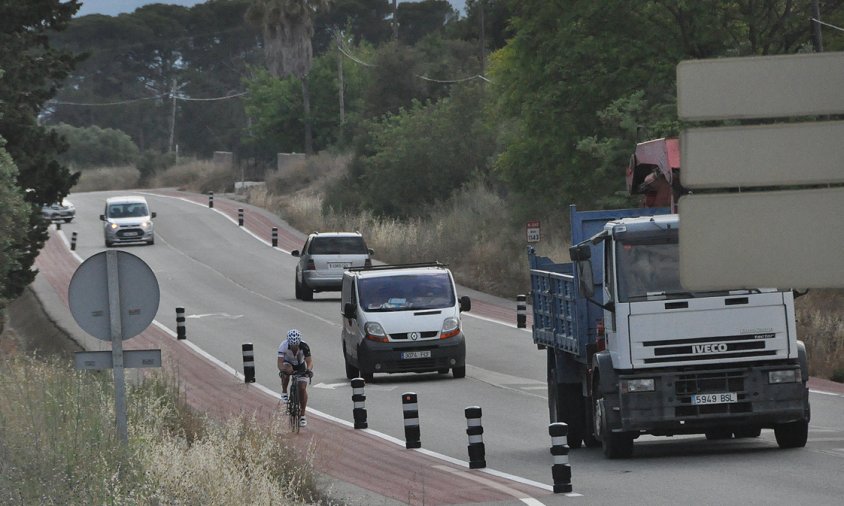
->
{"left": 72, "top": 165, "right": 140, "bottom": 192}
{"left": 149, "top": 158, "right": 236, "bottom": 194}
{"left": 795, "top": 289, "right": 844, "bottom": 379}
{"left": 0, "top": 354, "right": 331, "bottom": 504}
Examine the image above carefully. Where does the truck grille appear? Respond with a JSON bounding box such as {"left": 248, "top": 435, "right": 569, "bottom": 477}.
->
{"left": 642, "top": 333, "right": 778, "bottom": 364}
{"left": 674, "top": 370, "right": 752, "bottom": 417}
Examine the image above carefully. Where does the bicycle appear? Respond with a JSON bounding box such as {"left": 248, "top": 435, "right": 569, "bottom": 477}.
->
{"left": 286, "top": 370, "right": 312, "bottom": 433}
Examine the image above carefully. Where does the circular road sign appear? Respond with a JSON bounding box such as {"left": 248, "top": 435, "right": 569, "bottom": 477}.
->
{"left": 68, "top": 250, "right": 160, "bottom": 341}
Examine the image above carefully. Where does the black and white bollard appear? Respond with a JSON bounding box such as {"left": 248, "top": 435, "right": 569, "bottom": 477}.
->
{"left": 208, "top": 191, "right": 214, "bottom": 208}
{"left": 465, "top": 406, "right": 486, "bottom": 469}
{"left": 351, "top": 378, "right": 368, "bottom": 429}
{"left": 56, "top": 222, "right": 61, "bottom": 231}
{"left": 176, "top": 307, "right": 186, "bottom": 340}
{"left": 70, "top": 231, "right": 78, "bottom": 251}
{"left": 402, "top": 392, "right": 421, "bottom": 449}
{"left": 271, "top": 227, "right": 278, "bottom": 248}
{"left": 517, "top": 294, "right": 527, "bottom": 328}
{"left": 242, "top": 343, "right": 255, "bottom": 383}
{"left": 238, "top": 208, "right": 244, "bottom": 226}
{"left": 549, "top": 422, "right": 572, "bottom": 493}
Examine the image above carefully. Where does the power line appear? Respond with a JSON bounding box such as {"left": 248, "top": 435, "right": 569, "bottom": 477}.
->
{"left": 49, "top": 91, "right": 248, "bottom": 107}
{"left": 811, "top": 17, "right": 844, "bottom": 32}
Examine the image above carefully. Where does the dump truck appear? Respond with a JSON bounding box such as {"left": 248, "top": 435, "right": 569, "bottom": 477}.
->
{"left": 524, "top": 138, "right": 810, "bottom": 458}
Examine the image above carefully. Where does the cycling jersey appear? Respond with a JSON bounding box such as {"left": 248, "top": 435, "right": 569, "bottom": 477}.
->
{"left": 278, "top": 339, "right": 311, "bottom": 373}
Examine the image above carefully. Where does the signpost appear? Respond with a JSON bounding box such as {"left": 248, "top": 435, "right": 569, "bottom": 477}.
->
{"left": 676, "top": 51, "right": 844, "bottom": 289}
{"left": 526, "top": 220, "right": 541, "bottom": 243}
{"left": 69, "top": 250, "right": 161, "bottom": 443}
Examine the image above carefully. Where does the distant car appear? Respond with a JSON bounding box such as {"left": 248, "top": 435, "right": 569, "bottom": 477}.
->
{"left": 41, "top": 199, "right": 76, "bottom": 223}
{"left": 100, "top": 195, "right": 156, "bottom": 247}
{"left": 292, "top": 232, "right": 373, "bottom": 301}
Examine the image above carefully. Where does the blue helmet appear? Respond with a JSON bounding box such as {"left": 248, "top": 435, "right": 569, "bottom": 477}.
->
{"left": 286, "top": 329, "right": 302, "bottom": 346}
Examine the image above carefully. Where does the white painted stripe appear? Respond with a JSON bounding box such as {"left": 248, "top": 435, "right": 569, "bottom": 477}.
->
{"left": 468, "top": 435, "right": 484, "bottom": 443}
{"left": 402, "top": 403, "right": 418, "bottom": 411}
{"left": 353, "top": 402, "right": 365, "bottom": 408}
{"left": 553, "top": 455, "right": 569, "bottom": 465}
{"left": 551, "top": 436, "right": 565, "bottom": 446}
{"left": 352, "top": 387, "right": 364, "bottom": 394}
{"left": 467, "top": 419, "right": 482, "bottom": 427}
{"left": 810, "top": 389, "right": 844, "bottom": 398}
{"left": 433, "top": 464, "right": 552, "bottom": 505}
{"left": 404, "top": 418, "right": 419, "bottom": 426}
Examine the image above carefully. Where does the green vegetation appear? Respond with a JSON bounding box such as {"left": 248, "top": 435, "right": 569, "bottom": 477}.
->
{"left": 51, "top": 123, "right": 139, "bottom": 169}
{"left": 0, "top": 354, "right": 330, "bottom": 504}
{"left": 0, "top": 139, "right": 31, "bottom": 318}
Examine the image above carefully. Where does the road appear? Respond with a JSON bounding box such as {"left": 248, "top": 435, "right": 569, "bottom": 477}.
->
{"left": 34, "top": 189, "right": 844, "bottom": 505}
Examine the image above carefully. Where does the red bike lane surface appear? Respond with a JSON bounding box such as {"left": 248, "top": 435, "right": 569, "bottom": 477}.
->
{"left": 34, "top": 228, "right": 551, "bottom": 505}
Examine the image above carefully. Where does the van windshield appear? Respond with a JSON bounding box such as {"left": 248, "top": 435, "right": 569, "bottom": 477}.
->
{"left": 108, "top": 203, "right": 149, "bottom": 218}
{"left": 309, "top": 236, "right": 368, "bottom": 255}
{"left": 358, "top": 273, "right": 455, "bottom": 311}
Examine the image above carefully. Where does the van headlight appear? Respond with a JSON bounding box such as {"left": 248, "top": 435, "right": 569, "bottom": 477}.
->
{"left": 364, "top": 322, "right": 389, "bottom": 343}
{"left": 109, "top": 222, "right": 118, "bottom": 230}
{"left": 768, "top": 369, "right": 799, "bottom": 384}
{"left": 620, "top": 378, "right": 655, "bottom": 393}
{"left": 440, "top": 317, "right": 460, "bottom": 339}
{"left": 140, "top": 220, "right": 152, "bottom": 230}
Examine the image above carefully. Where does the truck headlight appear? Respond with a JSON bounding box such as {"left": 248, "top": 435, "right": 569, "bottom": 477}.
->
{"left": 620, "top": 378, "right": 655, "bottom": 393}
{"left": 768, "top": 369, "right": 798, "bottom": 384}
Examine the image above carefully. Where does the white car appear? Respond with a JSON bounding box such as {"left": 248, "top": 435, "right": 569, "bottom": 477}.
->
{"left": 41, "top": 199, "right": 76, "bottom": 223}
{"left": 100, "top": 196, "right": 156, "bottom": 247}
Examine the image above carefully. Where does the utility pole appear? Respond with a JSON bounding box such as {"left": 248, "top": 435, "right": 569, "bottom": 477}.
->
{"left": 336, "top": 31, "right": 346, "bottom": 143}
{"left": 169, "top": 78, "right": 177, "bottom": 154}
{"left": 392, "top": 0, "right": 398, "bottom": 41}
{"left": 812, "top": 0, "right": 824, "bottom": 52}
{"left": 479, "top": 0, "right": 486, "bottom": 77}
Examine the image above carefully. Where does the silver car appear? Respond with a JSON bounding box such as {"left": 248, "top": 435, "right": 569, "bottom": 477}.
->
{"left": 100, "top": 196, "right": 156, "bottom": 247}
{"left": 42, "top": 199, "right": 76, "bottom": 223}
{"left": 292, "top": 232, "right": 373, "bottom": 301}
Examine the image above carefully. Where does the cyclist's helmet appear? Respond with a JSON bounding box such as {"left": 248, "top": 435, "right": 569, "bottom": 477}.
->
{"left": 286, "top": 329, "right": 302, "bottom": 346}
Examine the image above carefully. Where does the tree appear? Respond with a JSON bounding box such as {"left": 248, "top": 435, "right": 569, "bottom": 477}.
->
{"left": 396, "top": 0, "right": 457, "bottom": 45}
{"left": 0, "top": 0, "right": 81, "bottom": 302}
{"left": 0, "top": 138, "right": 31, "bottom": 316}
{"left": 51, "top": 124, "right": 139, "bottom": 169}
{"left": 247, "top": 0, "right": 331, "bottom": 155}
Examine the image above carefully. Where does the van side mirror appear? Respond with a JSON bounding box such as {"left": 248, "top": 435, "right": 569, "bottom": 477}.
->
{"left": 291, "top": 250, "right": 300, "bottom": 257}
{"left": 99, "top": 214, "right": 105, "bottom": 221}
{"left": 459, "top": 296, "right": 471, "bottom": 312}
{"left": 368, "top": 248, "right": 375, "bottom": 255}
{"left": 151, "top": 212, "right": 157, "bottom": 219}
{"left": 343, "top": 302, "right": 356, "bottom": 319}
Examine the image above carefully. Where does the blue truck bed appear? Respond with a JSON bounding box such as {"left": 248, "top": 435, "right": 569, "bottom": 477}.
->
{"left": 528, "top": 205, "right": 669, "bottom": 364}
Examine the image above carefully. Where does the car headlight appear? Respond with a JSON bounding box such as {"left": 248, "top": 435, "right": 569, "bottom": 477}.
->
{"left": 768, "top": 369, "right": 799, "bottom": 384}
{"left": 440, "top": 317, "right": 460, "bottom": 339}
{"left": 620, "top": 378, "right": 655, "bottom": 393}
{"left": 109, "top": 223, "right": 118, "bottom": 230}
{"left": 364, "top": 322, "right": 388, "bottom": 343}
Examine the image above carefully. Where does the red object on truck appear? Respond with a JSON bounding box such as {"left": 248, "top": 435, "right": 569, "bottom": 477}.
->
{"left": 625, "top": 137, "right": 681, "bottom": 211}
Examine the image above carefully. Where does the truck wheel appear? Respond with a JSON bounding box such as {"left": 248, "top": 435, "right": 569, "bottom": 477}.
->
{"left": 593, "top": 385, "right": 633, "bottom": 459}
{"left": 774, "top": 420, "right": 808, "bottom": 448}
{"left": 452, "top": 366, "right": 466, "bottom": 378}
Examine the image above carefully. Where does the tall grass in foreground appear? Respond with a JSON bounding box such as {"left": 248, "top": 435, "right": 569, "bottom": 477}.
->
{"left": 0, "top": 355, "right": 329, "bottom": 504}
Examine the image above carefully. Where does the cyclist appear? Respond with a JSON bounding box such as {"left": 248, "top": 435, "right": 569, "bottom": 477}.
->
{"left": 278, "top": 329, "right": 313, "bottom": 427}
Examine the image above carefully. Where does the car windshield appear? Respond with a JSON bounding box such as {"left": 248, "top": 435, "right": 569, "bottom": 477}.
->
{"left": 358, "top": 273, "right": 455, "bottom": 311}
{"left": 109, "top": 203, "right": 148, "bottom": 218}
{"left": 309, "top": 236, "right": 368, "bottom": 255}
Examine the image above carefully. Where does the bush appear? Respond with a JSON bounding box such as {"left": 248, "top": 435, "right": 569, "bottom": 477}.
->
{"left": 72, "top": 165, "right": 141, "bottom": 192}
{"left": 51, "top": 123, "right": 139, "bottom": 169}
{"left": 148, "top": 158, "right": 235, "bottom": 193}
{"left": 137, "top": 150, "right": 178, "bottom": 182}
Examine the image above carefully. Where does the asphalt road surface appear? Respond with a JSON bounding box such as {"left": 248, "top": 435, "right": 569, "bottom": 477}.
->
{"left": 34, "top": 189, "right": 844, "bottom": 506}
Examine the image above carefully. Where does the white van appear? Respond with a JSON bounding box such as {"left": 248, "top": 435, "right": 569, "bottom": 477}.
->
{"left": 340, "top": 262, "right": 471, "bottom": 381}
{"left": 100, "top": 196, "right": 156, "bottom": 247}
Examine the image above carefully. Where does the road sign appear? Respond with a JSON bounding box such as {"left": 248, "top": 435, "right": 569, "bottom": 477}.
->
{"left": 69, "top": 250, "right": 160, "bottom": 341}
{"left": 75, "top": 349, "right": 162, "bottom": 370}
{"left": 526, "top": 220, "right": 541, "bottom": 243}
{"left": 68, "top": 250, "right": 161, "bottom": 444}
{"left": 677, "top": 51, "right": 844, "bottom": 290}
{"left": 677, "top": 52, "right": 844, "bottom": 120}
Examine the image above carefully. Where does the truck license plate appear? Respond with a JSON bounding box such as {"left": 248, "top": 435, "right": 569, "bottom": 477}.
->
{"left": 401, "top": 351, "right": 431, "bottom": 360}
{"left": 691, "top": 392, "right": 738, "bottom": 405}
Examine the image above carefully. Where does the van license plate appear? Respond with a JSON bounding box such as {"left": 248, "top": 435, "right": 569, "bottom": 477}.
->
{"left": 691, "top": 392, "right": 738, "bottom": 405}
{"left": 401, "top": 351, "right": 431, "bottom": 360}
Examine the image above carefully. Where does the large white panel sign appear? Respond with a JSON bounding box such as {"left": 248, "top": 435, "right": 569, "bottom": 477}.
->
{"left": 678, "top": 188, "right": 844, "bottom": 290}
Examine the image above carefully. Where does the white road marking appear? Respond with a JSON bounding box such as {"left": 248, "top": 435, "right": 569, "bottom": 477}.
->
{"left": 187, "top": 313, "right": 243, "bottom": 319}
{"left": 312, "top": 382, "right": 350, "bottom": 390}
{"left": 433, "top": 464, "right": 564, "bottom": 504}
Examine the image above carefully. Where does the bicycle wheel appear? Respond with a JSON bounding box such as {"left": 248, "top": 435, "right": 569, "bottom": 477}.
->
{"left": 288, "top": 385, "right": 300, "bottom": 433}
